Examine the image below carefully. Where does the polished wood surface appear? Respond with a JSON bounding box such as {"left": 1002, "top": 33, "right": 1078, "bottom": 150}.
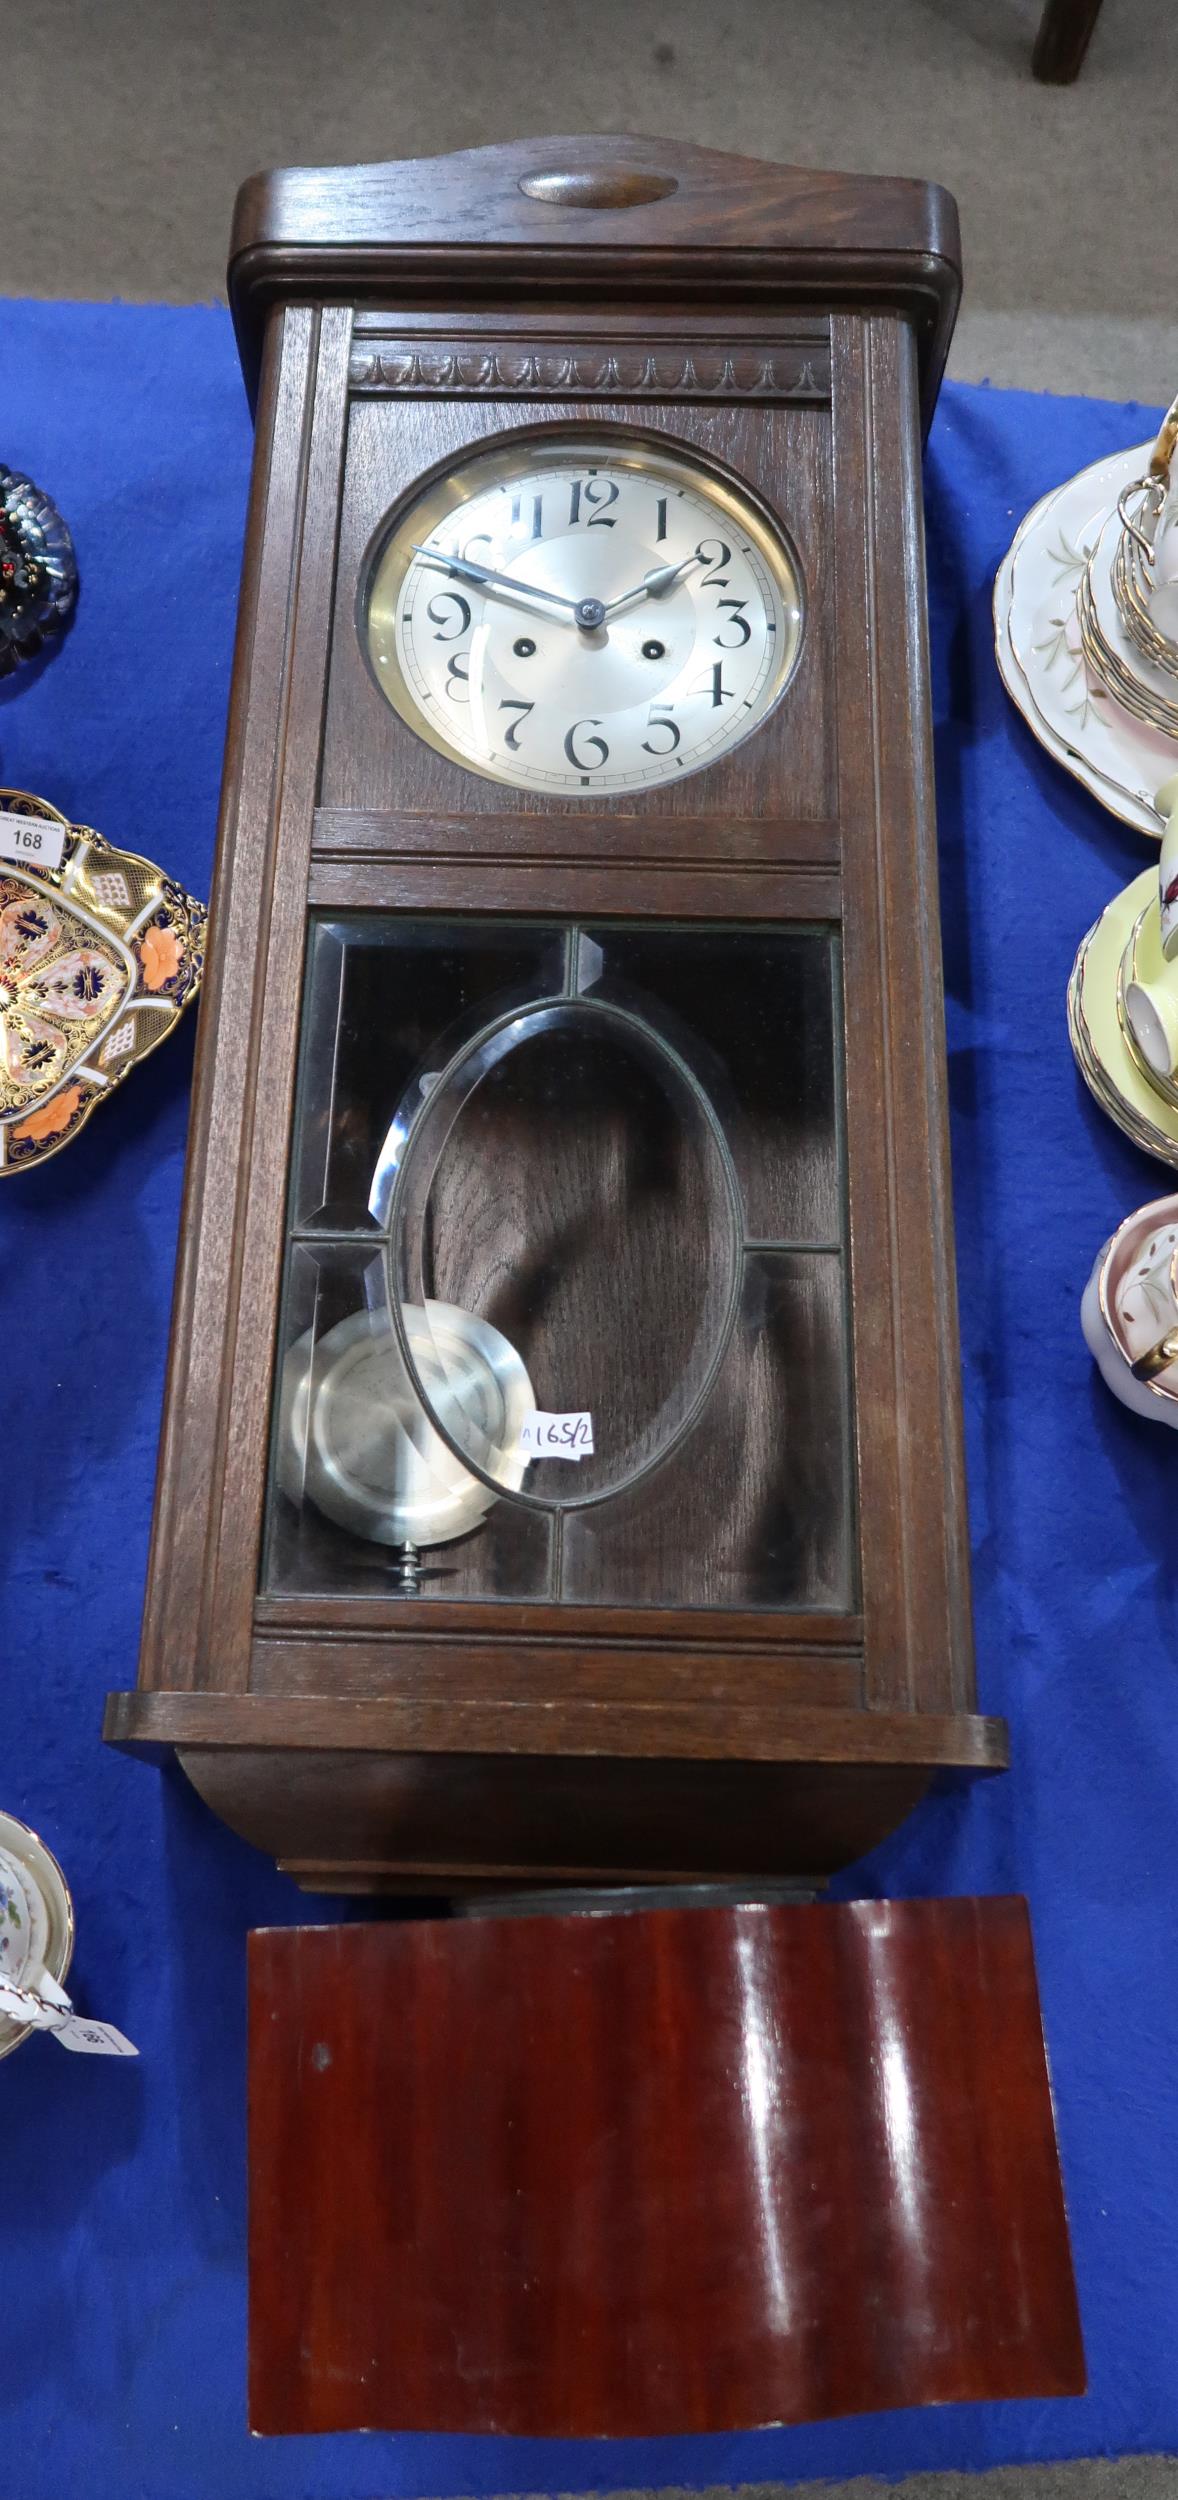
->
{"left": 109, "top": 137, "right": 1004, "bottom": 1888}
{"left": 248, "top": 1895, "right": 1084, "bottom": 2435}
{"left": 228, "top": 135, "right": 961, "bottom": 425}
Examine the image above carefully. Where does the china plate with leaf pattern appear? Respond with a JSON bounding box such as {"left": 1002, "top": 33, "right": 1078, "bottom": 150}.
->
{"left": 996, "top": 443, "right": 1172, "bottom": 840}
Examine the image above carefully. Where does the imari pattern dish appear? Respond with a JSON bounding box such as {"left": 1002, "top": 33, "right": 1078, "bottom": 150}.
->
{"left": 997, "top": 442, "right": 1174, "bottom": 839}
{"left": 0, "top": 790, "right": 206, "bottom": 1174}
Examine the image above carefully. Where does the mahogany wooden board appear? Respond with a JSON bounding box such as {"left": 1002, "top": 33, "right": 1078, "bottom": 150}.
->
{"left": 248, "top": 1894, "right": 1084, "bottom": 2436}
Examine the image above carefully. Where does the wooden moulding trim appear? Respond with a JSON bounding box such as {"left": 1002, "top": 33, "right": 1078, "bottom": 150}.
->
{"left": 304, "top": 858, "right": 842, "bottom": 918}
{"left": 251, "top": 1597, "right": 865, "bottom": 1645}
{"left": 103, "top": 1689, "right": 1009, "bottom": 1770}
{"left": 201, "top": 306, "right": 357, "bottom": 1688}
{"left": 247, "top": 1644, "right": 863, "bottom": 1714}
{"left": 350, "top": 306, "right": 834, "bottom": 338}
{"left": 345, "top": 339, "right": 832, "bottom": 403}
{"left": 230, "top": 254, "right": 957, "bottom": 429}
{"left": 136, "top": 307, "right": 316, "bottom": 1693}
{"left": 309, "top": 808, "right": 842, "bottom": 869}
{"left": 830, "top": 312, "right": 974, "bottom": 1720}
{"left": 274, "top": 1860, "right": 847, "bottom": 1890}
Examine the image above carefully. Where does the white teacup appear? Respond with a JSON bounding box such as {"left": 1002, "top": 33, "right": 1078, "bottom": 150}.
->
{"left": 0, "top": 1842, "right": 52, "bottom": 1996}
{"left": 1124, "top": 969, "right": 1178, "bottom": 1082}
{"left": 0, "top": 1815, "right": 75, "bottom": 2055}
{"left": 1081, "top": 1195, "right": 1178, "bottom": 1426}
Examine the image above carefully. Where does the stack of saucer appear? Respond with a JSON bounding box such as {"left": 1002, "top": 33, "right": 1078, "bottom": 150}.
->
{"left": 996, "top": 413, "right": 1178, "bottom": 839}
{"left": 1068, "top": 862, "right": 1178, "bottom": 1166}
{"left": 1081, "top": 1193, "right": 1178, "bottom": 1430}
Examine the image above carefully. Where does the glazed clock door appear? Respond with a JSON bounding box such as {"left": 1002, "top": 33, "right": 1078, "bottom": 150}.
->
{"left": 265, "top": 911, "right": 853, "bottom": 1612}
{"left": 261, "top": 392, "right": 858, "bottom": 1623}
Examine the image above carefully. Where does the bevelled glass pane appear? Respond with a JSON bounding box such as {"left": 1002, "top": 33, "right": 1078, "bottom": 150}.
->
{"left": 560, "top": 1252, "right": 855, "bottom": 1609}
{"left": 290, "top": 919, "right": 567, "bottom": 1230}
{"left": 264, "top": 915, "right": 854, "bottom": 1610}
{"left": 584, "top": 925, "right": 842, "bottom": 1244}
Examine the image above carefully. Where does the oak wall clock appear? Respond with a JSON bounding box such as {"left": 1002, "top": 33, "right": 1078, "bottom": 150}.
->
{"left": 106, "top": 136, "right": 1007, "bottom": 1891}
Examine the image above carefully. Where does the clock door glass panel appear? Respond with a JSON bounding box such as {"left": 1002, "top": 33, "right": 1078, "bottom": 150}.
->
{"left": 263, "top": 917, "right": 855, "bottom": 1610}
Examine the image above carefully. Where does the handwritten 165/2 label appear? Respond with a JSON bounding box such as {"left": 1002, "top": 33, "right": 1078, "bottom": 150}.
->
{"left": 518, "top": 1410, "right": 594, "bottom": 1461}
{"left": 0, "top": 808, "right": 67, "bottom": 871}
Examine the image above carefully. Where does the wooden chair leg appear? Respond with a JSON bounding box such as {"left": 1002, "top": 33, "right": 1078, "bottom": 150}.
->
{"left": 1033, "top": 0, "right": 1105, "bottom": 82}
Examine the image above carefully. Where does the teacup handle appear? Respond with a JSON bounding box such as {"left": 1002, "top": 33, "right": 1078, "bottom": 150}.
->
{"left": 0, "top": 1967, "right": 71, "bottom": 2028}
{"left": 1156, "top": 773, "right": 1178, "bottom": 959}
{"left": 1151, "top": 394, "right": 1178, "bottom": 487}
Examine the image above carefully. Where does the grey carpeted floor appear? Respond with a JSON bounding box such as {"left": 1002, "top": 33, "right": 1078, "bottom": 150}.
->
{"left": 3, "top": 0, "right": 1176, "bottom": 401}
{"left": 513, "top": 2474, "right": 1178, "bottom": 2498}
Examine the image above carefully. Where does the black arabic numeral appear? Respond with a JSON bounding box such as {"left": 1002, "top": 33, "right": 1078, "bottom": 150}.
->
{"left": 697, "top": 661, "right": 733, "bottom": 708}
{"left": 695, "top": 536, "right": 731, "bottom": 586}
{"left": 445, "top": 652, "right": 470, "bottom": 702}
{"left": 569, "top": 476, "right": 619, "bottom": 528}
{"left": 510, "top": 491, "right": 544, "bottom": 539}
{"left": 498, "top": 698, "right": 534, "bottom": 752}
{"left": 427, "top": 591, "right": 472, "bottom": 642}
{"left": 714, "top": 597, "right": 751, "bottom": 648}
{"left": 564, "top": 718, "right": 609, "bottom": 771}
{"left": 641, "top": 705, "right": 680, "bottom": 756}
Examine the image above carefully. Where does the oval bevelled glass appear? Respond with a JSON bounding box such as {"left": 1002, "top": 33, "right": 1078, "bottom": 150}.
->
{"left": 385, "top": 1000, "right": 743, "bottom": 1509}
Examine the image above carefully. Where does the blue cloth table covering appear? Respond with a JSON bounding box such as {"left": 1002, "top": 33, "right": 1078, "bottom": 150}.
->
{"left": 1, "top": 300, "right": 1173, "bottom": 2497}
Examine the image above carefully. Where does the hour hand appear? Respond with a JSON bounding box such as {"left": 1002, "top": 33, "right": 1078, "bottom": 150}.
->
{"left": 602, "top": 553, "right": 702, "bottom": 619}
{"left": 411, "top": 544, "right": 579, "bottom": 620}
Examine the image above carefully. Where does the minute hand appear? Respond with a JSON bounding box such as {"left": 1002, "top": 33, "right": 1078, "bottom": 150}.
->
{"left": 602, "top": 554, "right": 703, "bottom": 619}
{"left": 412, "top": 545, "right": 580, "bottom": 619}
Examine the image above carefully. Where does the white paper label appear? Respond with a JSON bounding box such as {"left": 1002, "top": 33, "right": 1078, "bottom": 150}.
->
{"left": 0, "top": 1971, "right": 138, "bottom": 2054}
{"left": 0, "top": 809, "right": 67, "bottom": 871}
{"left": 518, "top": 1409, "right": 594, "bottom": 1461}
{"left": 51, "top": 2017, "right": 139, "bottom": 2058}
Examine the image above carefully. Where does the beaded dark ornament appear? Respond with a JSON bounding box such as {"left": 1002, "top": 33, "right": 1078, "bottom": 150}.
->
{"left": 0, "top": 466, "right": 77, "bottom": 677}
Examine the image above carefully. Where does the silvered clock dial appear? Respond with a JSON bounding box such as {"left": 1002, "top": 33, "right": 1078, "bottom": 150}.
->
{"left": 362, "top": 432, "right": 803, "bottom": 795}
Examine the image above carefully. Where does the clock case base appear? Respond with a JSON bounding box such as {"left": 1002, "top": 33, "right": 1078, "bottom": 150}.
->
{"left": 105, "top": 1695, "right": 1004, "bottom": 1893}
{"left": 106, "top": 136, "right": 1008, "bottom": 1892}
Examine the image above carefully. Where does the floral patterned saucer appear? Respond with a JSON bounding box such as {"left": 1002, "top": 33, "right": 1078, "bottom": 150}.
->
{"left": 0, "top": 789, "right": 206, "bottom": 1174}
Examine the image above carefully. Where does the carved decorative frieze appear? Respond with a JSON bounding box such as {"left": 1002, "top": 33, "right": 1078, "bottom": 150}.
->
{"left": 347, "top": 342, "right": 830, "bottom": 401}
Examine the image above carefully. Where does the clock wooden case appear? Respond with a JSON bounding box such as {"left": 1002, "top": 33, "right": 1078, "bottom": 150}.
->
{"left": 105, "top": 134, "right": 1007, "bottom": 1891}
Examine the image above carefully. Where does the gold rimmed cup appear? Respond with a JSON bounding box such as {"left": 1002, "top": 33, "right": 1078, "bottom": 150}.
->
{"left": 1097, "top": 1197, "right": 1178, "bottom": 1400}
{"left": 0, "top": 1811, "right": 75, "bottom": 2062}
